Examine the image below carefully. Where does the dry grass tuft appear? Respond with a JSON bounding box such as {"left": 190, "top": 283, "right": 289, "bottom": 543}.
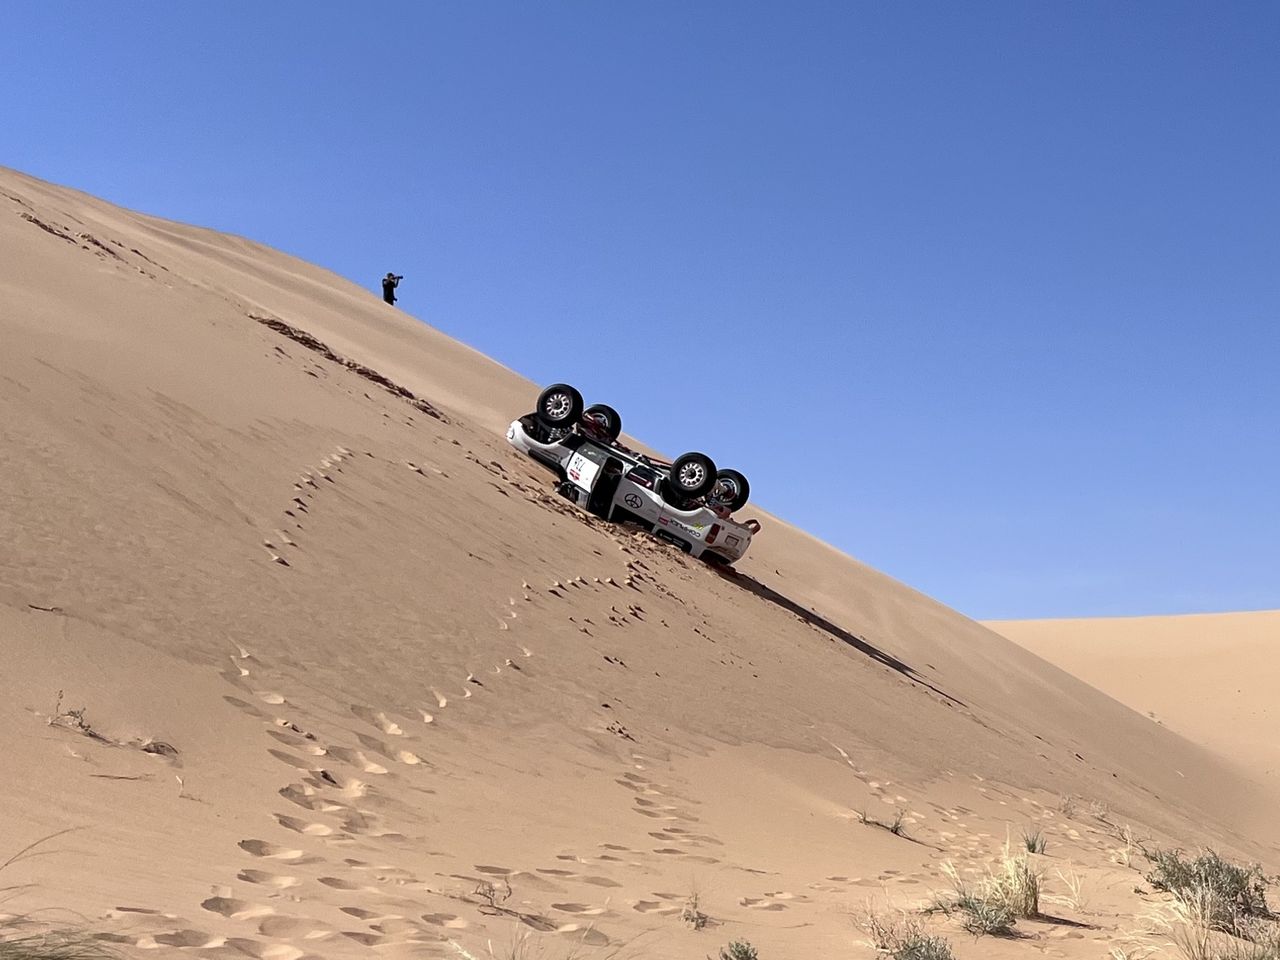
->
{"left": 858, "top": 807, "right": 908, "bottom": 838}
{"left": 1022, "top": 828, "right": 1047, "bottom": 855}
{"left": 0, "top": 921, "right": 121, "bottom": 960}
{"left": 680, "top": 890, "right": 708, "bottom": 930}
{"left": 928, "top": 846, "right": 1041, "bottom": 937}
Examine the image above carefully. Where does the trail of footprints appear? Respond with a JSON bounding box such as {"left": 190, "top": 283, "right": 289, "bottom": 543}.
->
{"left": 154, "top": 447, "right": 967, "bottom": 953}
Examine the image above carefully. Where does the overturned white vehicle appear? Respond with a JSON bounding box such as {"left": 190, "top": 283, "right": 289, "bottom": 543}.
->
{"left": 507, "top": 383, "right": 759, "bottom": 564}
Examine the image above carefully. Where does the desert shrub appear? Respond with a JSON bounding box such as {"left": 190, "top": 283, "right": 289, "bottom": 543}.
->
{"left": 889, "top": 932, "right": 954, "bottom": 960}
{"left": 928, "top": 851, "right": 1039, "bottom": 937}
{"left": 717, "top": 941, "right": 758, "bottom": 960}
{"left": 928, "top": 864, "right": 1016, "bottom": 936}
{"left": 859, "top": 910, "right": 954, "bottom": 959}
{"left": 1022, "top": 828, "right": 1047, "bottom": 854}
{"left": 1146, "top": 849, "right": 1271, "bottom": 933}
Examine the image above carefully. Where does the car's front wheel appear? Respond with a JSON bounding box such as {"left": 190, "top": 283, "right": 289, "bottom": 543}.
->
{"left": 663, "top": 451, "right": 717, "bottom": 503}
{"left": 534, "top": 383, "right": 584, "bottom": 429}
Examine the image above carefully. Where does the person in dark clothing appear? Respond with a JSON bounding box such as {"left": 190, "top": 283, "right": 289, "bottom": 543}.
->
{"left": 382, "top": 272, "right": 403, "bottom": 305}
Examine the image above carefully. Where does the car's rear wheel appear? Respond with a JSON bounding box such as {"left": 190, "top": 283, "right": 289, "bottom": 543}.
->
{"left": 534, "top": 383, "right": 584, "bottom": 429}
{"left": 582, "top": 403, "right": 622, "bottom": 442}
{"left": 663, "top": 452, "right": 717, "bottom": 503}
{"left": 708, "top": 468, "right": 750, "bottom": 512}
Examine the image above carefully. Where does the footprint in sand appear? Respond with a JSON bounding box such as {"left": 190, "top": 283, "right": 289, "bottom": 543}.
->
{"left": 224, "top": 696, "right": 270, "bottom": 718}
{"left": 275, "top": 814, "right": 336, "bottom": 836}
{"left": 151, "top": 929, "right": 215, "bottom": 948}
{"left": 224, "top": 938, "right": 305, "bottom": 960}
{"left": 257, "top": 917, "right": 329, "bottom": 939}
{"left": 555, "top": 924, "right": 610, "bottom": 945}
{"left": 339, "top": 931, "right": 383, "bottom": 947}
{"left": 551, "top": 903, "right": 607, "bottom": 916}
{"left": 350, "top": 705, "right": 404, "bottom": 736}
{"left": 255, "top": 691, "right": 287, "bottom": 705}
{"left": 632, "top": 900, "right": 681, "bottom": 916}
{"left": 420, "top": 913, "right": 468, "bottom": 929}
{"left": 266, "top": 748, "right": 312, "bottom": 771}
{"left": 238, "top": 869, "right": 300, "bottom": 889}
{"left": 201, "top": 897, "right": 275, "bottom": 921}
{"left": 318, "top": 877, "right": 361, "bottom": 890}
{"left": 574, "top": 876, "right": 623, "bottom": 888}
{"left": 238, "top": 840, "right": 316, "bottom": 863}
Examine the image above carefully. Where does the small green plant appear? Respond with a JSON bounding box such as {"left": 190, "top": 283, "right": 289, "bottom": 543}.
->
{"left": 1022, "top": 828, "right": 1047, "bottom": 855}
{"left": 716, "top": 941, "right": 758, "bottom": 960}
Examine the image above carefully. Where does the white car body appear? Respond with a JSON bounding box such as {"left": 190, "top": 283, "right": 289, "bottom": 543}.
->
{"left": 506, "top": 417, "right": 756, "bottom": 564}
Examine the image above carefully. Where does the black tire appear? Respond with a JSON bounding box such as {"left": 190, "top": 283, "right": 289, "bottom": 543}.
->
{"left": 663, "top": 451, "right": 717, "bottom": 502}
{"left": 708, "top": 468, "right": 750, "bottom": 512}
{"left": 534, "top": 383, "right": 583, "bottom": 429}
{"left": 582, "top": 403, "right": 622, "bottom": 443}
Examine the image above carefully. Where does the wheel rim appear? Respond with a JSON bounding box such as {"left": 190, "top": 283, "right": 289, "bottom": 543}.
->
{"left": 710, "top": 478, "right": 738, "bottom": 504}
{"left": 543, "top": 392, "right": 572, "bottom": 420}
{"left": 678, "top": 462, "right": 706, "bottom": 488}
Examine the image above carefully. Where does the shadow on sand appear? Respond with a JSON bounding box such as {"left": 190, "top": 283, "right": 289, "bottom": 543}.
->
{"left": 712, "top": 567, "right": 966, "bottom": 709}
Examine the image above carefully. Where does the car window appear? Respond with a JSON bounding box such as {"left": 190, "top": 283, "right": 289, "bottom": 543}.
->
{"left": 626, "top": 465, "right": 658, "bottom": 489}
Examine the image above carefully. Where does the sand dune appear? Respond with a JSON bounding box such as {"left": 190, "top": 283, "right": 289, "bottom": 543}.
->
{"left": 3, "top": 165, "right": 1277, "bottom": 959}
{"left": 991, "top": 610, "right": 1280, "bottom": 779}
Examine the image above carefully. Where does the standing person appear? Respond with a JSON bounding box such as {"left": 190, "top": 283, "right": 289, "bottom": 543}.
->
{"left": 382, "top": 272, "right": 402, "bottom": 305}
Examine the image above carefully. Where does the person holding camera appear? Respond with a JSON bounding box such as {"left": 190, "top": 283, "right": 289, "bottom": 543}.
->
{"left": 382, "top": 272, "right": 403, "bottom": 305}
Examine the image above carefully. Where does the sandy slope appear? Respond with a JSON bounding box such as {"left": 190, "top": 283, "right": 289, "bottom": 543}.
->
{"left": 2, "top": 165, "right": 1277, "bottom": 960}
{"left": 990, "top": 611, "right": 1280, "bottom": 780}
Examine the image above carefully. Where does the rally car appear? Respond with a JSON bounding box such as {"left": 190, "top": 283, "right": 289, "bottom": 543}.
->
{"left": 506, "top": 382, "right": 759, "bottom": 564}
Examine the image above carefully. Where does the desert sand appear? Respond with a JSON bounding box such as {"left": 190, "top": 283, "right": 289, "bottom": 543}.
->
{"left": 2, "top": 164, "right": 1277, "bottom": 959}
{"left": 991, "top": 611, "right": 1280, "bottom": 781}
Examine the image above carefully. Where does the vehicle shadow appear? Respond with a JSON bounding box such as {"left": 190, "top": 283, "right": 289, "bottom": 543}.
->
{"left": 711, "top": 567, "right": 966, "bottom": 709}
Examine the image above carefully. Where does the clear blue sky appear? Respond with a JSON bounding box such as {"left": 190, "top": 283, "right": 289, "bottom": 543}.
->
{"left": 4, "top": 2, "right": 1277, "bottom": 619}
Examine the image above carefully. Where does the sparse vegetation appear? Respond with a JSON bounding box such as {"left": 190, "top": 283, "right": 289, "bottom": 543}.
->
{"left": 1, "top": 833, "right": 117, "bottom": 960}
{"left": 1022, "top": 827, "right": 1047, "bottom": 855}
{"left": 858, "top": 908, "right": 954, "bottom": 959}
{"left": 1048, "top": 867, "right": 1088, "bottom": 913}
{"left": 1144, "top": 848, "right": 1271, "bottom": 934}
{"left": 0, "top": 921, "right": 120, "bottom": 960}
{"left": 928, "top": 863, "right": 1017, "bottom": 936}
{"left": 46, "top": 690, "right": 100, "bottom": 740}
{"left": 1110, "top": 823, "right": 1144, "bottom": 868}
{"left": 1139, "top": 848, "right": 1280, "bottom": 960}
{"left": 715, "top": 941, "right": 758, "bottom": 960}
{"left": 681, "top": 890, "right": 708, "bottom": 930}
{"left": 928, "top": 848, "right": 1041, "bottom": 937}
{"left": 858, "top": 807, "right": 908, "bottom": 837}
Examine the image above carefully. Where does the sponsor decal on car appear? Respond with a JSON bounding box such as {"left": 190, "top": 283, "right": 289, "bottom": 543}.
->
{"left": 623, "top": 493, "right": 643, "bottom": 509}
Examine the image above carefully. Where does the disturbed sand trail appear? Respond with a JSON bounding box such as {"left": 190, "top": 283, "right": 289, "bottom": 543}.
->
{"left": 2, "top": 165, "right": 1278, "bottom": 959}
